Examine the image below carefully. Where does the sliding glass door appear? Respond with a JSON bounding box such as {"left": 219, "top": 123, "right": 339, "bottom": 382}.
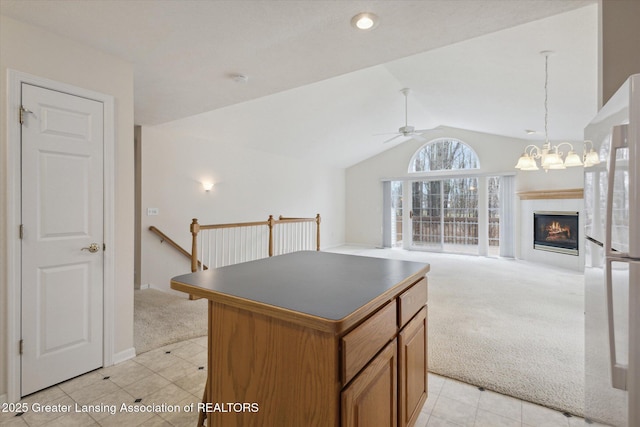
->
{"left": 384, "top": 175, "right": 512, "bottom": 256}
{"left": 411, "top": 179, "right": 479, "bottom": 254}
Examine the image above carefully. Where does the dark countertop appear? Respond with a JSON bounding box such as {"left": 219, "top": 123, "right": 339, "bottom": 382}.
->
{"left": 171, "top": 251, "right": 429, "bottom": 331}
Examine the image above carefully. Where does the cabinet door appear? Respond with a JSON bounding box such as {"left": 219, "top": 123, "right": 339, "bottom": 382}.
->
{"left": 398, "top": 306, "right": 427, "bottom": 427}
{"left": 342, "top": 339, "right": 397, "bottom": 427}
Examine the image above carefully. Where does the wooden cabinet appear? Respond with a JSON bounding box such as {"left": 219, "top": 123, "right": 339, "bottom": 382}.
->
{"left": 342, "top": 340, "right": 398, "bottom": 427}
{"left": 342, "top": 279, "right": 428, "bottom": 427}
{"left": 170, "top": 251, "right": 429, "bottom": 427}
{"left": 399, "top": 306, "right": 428, "bottom": 427}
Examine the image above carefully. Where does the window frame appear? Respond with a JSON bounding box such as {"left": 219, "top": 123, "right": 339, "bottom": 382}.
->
{"left": 408, "top": 137, "right": 481, "bottom": 174}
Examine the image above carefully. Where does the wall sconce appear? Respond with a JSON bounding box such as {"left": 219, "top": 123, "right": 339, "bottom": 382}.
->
{"left": 202, "top": 182, "right": 214, "bottom": 192}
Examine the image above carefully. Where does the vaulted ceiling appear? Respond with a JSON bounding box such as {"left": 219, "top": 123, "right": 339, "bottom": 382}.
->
{"left": 1, "top": 0, "right": 598, "bottom": 168}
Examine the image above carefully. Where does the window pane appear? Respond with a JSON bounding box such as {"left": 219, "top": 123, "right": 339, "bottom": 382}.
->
{"left": 411, "top": 181, "right": 442, "bottom": 248}
{"left": 411, "top": 138, "right": 479, "bottom": 172}
{"left": 488, "top": 176, "right": 501, "bottom": 252}
{"left": 391, "top": 181, "right": 403, "bottom": 248}
{"left": 442, "top": 178, "right": 478, "bottom": 254}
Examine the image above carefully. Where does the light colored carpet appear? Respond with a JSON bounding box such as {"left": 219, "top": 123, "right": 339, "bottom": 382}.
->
{"left": 135, "top": 247, "right": 585, "bottom": 416}
{"left": 428, "top": 254, "right": 584, "bottom": 416}
{"left": 134, "top": 288, "right": 208, "bottom": 354}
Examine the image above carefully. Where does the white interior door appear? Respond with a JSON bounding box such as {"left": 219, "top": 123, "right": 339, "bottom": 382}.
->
{"left": 21, "top": 83, "right": 104, "bottom": 396}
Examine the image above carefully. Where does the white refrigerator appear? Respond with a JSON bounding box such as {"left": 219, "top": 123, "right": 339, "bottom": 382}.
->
{"left": 584, "top": 73, "right": 639, "bottom": 427}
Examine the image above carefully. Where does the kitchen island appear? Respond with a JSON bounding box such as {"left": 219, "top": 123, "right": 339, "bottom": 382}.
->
{"left": 171, "top": 251, "right": 429, "bottom": 427}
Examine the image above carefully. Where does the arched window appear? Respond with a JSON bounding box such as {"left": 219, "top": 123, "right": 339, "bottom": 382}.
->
{"left": 409, "top": 138, "right": 479, "bottom": 172}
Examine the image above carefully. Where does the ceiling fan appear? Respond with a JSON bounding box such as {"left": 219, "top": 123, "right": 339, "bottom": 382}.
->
{"left": 377, "top": 88, "right": 439, "bottom": 144}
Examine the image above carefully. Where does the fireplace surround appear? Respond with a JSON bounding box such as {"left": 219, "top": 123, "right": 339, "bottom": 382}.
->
{"left": 533, "top": 211, "right": 579, "bottom": 256}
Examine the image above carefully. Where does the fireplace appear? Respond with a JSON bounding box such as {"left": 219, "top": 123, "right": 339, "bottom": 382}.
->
{"left": 533, "top": 211, "right": 579, "bottom": 256}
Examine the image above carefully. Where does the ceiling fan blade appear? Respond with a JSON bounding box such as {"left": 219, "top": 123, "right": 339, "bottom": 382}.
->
{"left": 373, "top": 131, "right": 402, "bottom": 136}
{"left": 382, "top": 134, "right": 404, "bottom": 144}
{"left": 412, "top": 126, "right": 443, "bottom": 133}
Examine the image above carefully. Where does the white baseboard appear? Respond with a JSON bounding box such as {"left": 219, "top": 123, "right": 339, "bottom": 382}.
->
{"left": 149, "top": 284, "right": 190, "bottom": 298}
{"left": 112, "top": 347, "right": 136, "bottom": 365}
{"left": 139, "top": 283, "right": 150, "bottom": 290}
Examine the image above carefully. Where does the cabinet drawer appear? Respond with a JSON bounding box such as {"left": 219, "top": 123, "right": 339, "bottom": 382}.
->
{"left": 398, "top": 278, "right": 427, "bottom": 328}
{"left": 342, "top": 300, "right": 397, "bottom": 385}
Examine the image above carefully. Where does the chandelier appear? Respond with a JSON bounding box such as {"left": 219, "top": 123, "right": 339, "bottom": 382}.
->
{"left": 515, "top": 51, "right": 600, "bottom": 171}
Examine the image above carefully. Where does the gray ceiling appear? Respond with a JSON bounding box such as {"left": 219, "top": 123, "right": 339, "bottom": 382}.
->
{"left": 1, "top": 0, "right": 598, "bottom": 168}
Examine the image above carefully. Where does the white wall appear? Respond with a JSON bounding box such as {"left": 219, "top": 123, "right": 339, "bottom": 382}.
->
{"left": 140, "top": 126, "right": 346, "bottom": 293}
{"left": 515, "top": 160, "right": 583, "bottom": 192}
{"left": 345, "top": 126, "right": 584, "bottom": 249}
{"left": 0, "top": 15, "right": 135, "bottom": 399}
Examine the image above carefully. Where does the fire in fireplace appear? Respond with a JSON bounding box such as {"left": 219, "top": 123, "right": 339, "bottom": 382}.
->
{"left": 533, "top": 211, "right": 579, "bottom": 255}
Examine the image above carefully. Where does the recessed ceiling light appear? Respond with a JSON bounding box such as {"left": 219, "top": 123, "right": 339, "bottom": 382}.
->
{"left": 351, "top": 12, "right": 378, "bottom": 30}
{"left": 525, "top": 129, "right": 536, "bottom": 135}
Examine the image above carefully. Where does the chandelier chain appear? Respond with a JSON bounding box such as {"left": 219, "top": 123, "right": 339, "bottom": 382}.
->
{"left": 544, "top": 53, "right": 549, "bottom": 145}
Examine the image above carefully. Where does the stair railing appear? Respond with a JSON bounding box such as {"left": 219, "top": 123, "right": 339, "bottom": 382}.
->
{"left": 190, "top": 214, "right": 320, "bottom": 272}
{"left": 148, "top": 226, "right": 207, "bottom": 270}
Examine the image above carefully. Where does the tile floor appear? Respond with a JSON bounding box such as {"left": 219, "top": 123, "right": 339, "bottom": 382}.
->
{"left": 1, "top": 337, "right": 608, "bottom": 427}
{"left": 415, "top": 374, "right": 610, "bottom": 427}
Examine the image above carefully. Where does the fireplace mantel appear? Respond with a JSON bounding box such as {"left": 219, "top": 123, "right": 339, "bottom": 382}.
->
{"left": 517, "top": 188, "right": 583, "bottom": 200}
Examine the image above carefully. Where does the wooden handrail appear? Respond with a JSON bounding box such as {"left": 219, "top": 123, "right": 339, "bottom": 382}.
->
{"left": 190, "top": 214, "right": 321, "bottom": 272}
{"left": 198, "top": 220, "right": 269, "bottom": 230}
{"left": 149, "top": 226, "right": 207, "bottom": 271}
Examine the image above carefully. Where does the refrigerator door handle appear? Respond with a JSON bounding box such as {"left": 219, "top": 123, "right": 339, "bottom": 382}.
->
{"left": 605, "top": 257, "right": 630, "bottom": 391}
{"left": 586, "top": 235, "right": 604, "bottom": 247}
{"left": 605, "top": 124, "right": 629, "bottom": 258}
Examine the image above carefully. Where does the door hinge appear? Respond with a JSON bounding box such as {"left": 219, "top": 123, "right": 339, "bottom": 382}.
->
{"left": 19, "top": 106, "right": 33, "bottom": 125}
{"left": 19, "top": 339, "right": 23, "bottom": 355}
{"left": 19, "top": 224, "right": 24, "bottom": 239}
{"left": 103, "top": 243, "right": 106, "bottom": 251}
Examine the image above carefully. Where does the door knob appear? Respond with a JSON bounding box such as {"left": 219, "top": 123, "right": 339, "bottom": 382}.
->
{"left": 81, "top": 243, "right": 100, "bottom": 253}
